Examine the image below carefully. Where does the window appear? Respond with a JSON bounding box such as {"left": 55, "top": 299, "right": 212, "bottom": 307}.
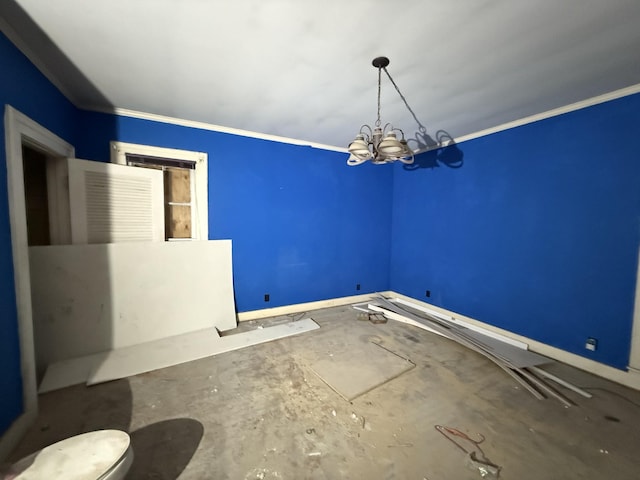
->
{"left": 110, "top": 141, "right": 208, "bottom": 240}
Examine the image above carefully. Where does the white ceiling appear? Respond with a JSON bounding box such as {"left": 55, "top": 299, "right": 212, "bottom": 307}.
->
{"left": 2, "top": 0, "right": 640, "bottom": 151}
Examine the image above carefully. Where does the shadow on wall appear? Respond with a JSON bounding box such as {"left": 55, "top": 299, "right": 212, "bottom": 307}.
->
{"left": 376, "top": 66, "right": 464, "bottom": 172}
{"left": 0, "top": 0, "right": 120, "bottom": 440}
{"left": 0, "top": 0, "right": 115, "bottom": 111}
{"left": 404, "top": 129, "right": 464, "bottom": 170}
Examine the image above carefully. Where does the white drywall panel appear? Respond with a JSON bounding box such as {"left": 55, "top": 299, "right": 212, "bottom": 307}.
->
{"left": 38, "top": 352, "right": 106, "bottom": 394}
{"left": 88, "top": 318, "right": 320, "bottom": 385}
{"left": 29, "top": 240, "right": 237, "bottom": 368}
{"left": 39, "top": 318, "right": 319, "bottom": 391}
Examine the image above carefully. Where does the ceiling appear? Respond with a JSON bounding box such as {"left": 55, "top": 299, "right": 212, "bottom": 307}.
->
{"left": 2, "top": 0, "right": 640, "bottom": 152}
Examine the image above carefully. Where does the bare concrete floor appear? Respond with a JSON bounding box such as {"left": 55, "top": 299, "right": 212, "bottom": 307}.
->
{"left": 7, "top": 305, "right": 640, "bottom": 479}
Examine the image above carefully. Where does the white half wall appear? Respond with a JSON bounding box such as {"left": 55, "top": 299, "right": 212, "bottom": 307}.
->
{"left": 29, "top": 240, "right": 236, "bottom": 370}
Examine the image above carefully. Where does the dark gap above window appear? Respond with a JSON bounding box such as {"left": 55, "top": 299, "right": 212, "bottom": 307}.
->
{"left": 125, "top": 153, "right": 196, "bottom": 170}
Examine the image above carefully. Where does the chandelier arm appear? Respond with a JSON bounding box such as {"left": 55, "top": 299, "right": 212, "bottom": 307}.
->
{"left": 392, "top": 127, "right": 406, "bottom": 139}
{"left": 347, "top": 154, "right": 369, "bottom": 166}
{"left": 382, "top": 123, "right": 395, "bottom": 135}
{"left": 359, "top": 124, "right": 373, "bottom": 141}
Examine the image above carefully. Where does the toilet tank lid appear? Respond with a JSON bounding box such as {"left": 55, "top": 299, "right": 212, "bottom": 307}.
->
{"left": 9, "top": 429, "right": 130, "bottom": 479}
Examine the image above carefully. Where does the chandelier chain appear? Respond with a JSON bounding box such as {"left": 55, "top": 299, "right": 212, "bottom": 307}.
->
{"left": 383, "top": 67, "right": 423, "bottom": 130}
{"left": 376, "top": 66, "right": 382, "bottom": 127}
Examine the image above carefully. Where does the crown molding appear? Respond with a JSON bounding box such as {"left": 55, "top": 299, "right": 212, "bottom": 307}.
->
{"left": 98, "top": 81, "right": 640, "bottom": 156}
{"left": 448, "top": 83, "right": 640, "bottom": 148}
{"left": 113, "top": 82, "right": 640, "bottom": 156}
{"left": 101, "top": 107, "right": 349, "bottom": 153}
{"left": 3, "top": 11, "right": 638, "bottom": 157}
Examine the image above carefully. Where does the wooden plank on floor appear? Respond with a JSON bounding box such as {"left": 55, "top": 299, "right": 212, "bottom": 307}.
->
{"left": 87, "top": 319, "right": 319, "bottom": 385}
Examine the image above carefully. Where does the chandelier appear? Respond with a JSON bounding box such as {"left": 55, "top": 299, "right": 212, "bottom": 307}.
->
{"left": 347, "top": 57, "right": 414, "bottom": 166}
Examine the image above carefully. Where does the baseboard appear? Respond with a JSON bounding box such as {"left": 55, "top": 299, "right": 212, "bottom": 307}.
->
{"left": 242, "top": 291, "right": 640, "bottom": 390}
{"left": 0, "top": 410, "right": 36, "bottom": 464}
{"left": 389, "top": 291, "right": 640, "bottom": 391}
{"left": 236, "top": 292, "right": 394, "bottom": 322}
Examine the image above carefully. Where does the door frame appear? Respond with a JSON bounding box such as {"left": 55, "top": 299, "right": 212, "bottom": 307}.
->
{"left": 629, "top": 247, "right": 640, "bottom": 372}
{"left": 0, "top": 106, "right": 74, "bottom": 461}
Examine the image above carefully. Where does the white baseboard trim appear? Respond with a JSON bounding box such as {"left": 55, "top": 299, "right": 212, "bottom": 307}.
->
{"left": 236, "top": 292, "right": 394, "bottom": 322}
{"left": 239, "top": 291, "right": 640, "bottom": 390}
{"left": 389, "top": 292, "right": 640, "bottom": 391}
{"left": 0, "top": 410, "right": 36, "bottom": 463}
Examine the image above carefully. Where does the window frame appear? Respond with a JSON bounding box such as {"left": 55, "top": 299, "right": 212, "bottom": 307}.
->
{"left": 110, "top": 141, "right": 208, "bottom": 240}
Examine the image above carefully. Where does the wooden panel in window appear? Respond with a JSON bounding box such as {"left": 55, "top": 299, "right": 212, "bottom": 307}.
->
{"left": 166, "top": 205, "right": 192, "bottom": 239}
{"left": 164, "top": 167, "right": 191, "bottom": 203}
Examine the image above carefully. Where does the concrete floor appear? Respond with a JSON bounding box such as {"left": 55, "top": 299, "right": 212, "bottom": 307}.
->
{"left": 7, "top": 305, "right": 640, "bottom": 479}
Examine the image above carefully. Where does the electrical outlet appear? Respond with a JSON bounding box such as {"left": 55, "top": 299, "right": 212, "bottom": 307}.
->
{"left": 585, "top": 337, "right": 597, "bottom": 351}
{"left": 264, "top": 294, "right": 270, "bottom": 302}
{"left": 356, "top": 283, "right": 361, "bottom": 291}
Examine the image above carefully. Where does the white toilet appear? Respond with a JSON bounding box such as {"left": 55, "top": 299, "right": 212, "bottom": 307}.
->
{"left": 7, "top": 430, "right": 133, "bottom": 479}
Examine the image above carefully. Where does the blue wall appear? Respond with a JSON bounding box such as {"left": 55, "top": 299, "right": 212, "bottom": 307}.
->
{"left": 390, "top": 93, "right": 640, "bottom": 369}
{"left": 3, "top": 22, "right": 640, "bottom": 442}
{"left": 75, "top": 111, "right": 393, "bottom": 312}
{"left": 0, "top": 31, "right": 77, "bottom": 435}
{"left": 1, "top": 30, "right": 393, "bottom": 436}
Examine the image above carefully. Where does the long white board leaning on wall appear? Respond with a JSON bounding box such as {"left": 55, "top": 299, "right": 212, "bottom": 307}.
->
{"left": 29, "top": 240, "right": 237, "bottom": 372}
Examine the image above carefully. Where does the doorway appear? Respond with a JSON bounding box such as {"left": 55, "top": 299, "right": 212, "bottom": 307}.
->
{"left": 22, "top": 145, "right": 52, "bottom": 247}
{"left": 0, "top": 106, "right": 75, "bottom": 461}
{"left": 21, "top": 144, "right": 55, "bottom": 385}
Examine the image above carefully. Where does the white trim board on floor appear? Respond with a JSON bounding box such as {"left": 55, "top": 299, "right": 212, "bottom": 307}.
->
{"left": 39, "top": 318, "right": 320, "bottom": 392}
{"left": 355, "top": 298, "right": 529, "bottom": 351}
{"left": 391, "top": 297, "right": 529, "bottom": 350}
{"left": 367, "top": 300, "right": 550, "bottom": 369}
{"left": 388, "top": 292, "right": 640, "bottom": 391}
{"left": 221, "top": 291, "right": 640, "bottom": 390}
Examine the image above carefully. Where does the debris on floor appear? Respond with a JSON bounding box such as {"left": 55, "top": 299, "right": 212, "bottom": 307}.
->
{"left": 435, "top": 425, "right": 502, "bottom": 478}
{"left": 12, "top": 302, "right": 640, "bottom": 479}
{"left": 357, "top": 311, "right": 388, "bottom": 324}
{"left": 359, "top": 296, "right": 589, "bottom": 406}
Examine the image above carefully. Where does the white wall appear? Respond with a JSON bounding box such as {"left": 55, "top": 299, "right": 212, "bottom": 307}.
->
{"left": 29, "top": 240, "right": 236, "bottom": 369}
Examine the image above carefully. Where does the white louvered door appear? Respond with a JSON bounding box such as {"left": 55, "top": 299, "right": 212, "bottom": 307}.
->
{"left": 67, "top": 158, "right": 164, "bottom": 244}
